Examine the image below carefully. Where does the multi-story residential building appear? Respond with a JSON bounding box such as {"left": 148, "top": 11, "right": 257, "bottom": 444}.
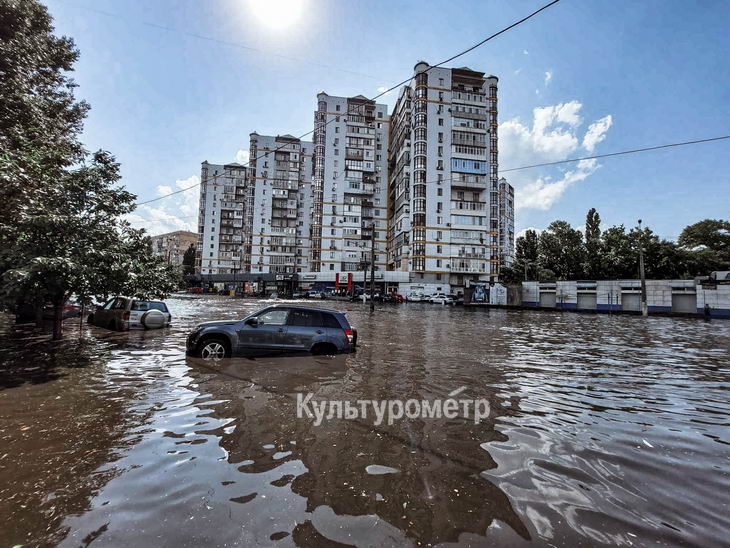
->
{"left": 150, "top": 230, "right": 198, "bottom": 266}
{"left": 497, "top": 177, "right": 515, "bottom": 268}
{"left": 196, "top": 161, "right": 247, "bottom": 275}
{"left": 387, "top": 61, "right": 501, "bottom": 293}
{"left": 246, "top": 133, "right": 313, "bottom": 274}
{"left": 310, "top": 93, "right": 389, "bottom": 273}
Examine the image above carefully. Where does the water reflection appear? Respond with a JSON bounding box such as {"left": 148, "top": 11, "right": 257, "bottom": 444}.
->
{"left": 1, "top": 297, "right": 729, "bottom": 546}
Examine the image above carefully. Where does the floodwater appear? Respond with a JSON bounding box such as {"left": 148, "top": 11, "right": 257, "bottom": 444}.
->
{"left": 1, "top": 296, "right": 729, "bottom": 547}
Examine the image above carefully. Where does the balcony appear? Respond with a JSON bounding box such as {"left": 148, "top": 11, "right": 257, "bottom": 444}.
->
{"left": 345, "top": 181, "right": 375, "bottom": 194}
{"left": 451, "top": 177, "right": 487, "bottom": 190}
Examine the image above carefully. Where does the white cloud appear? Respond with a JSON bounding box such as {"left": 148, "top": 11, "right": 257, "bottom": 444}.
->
{"left": 523, "top": 49, "right": 529, "bottom": 55}
{"left": 500, "top": 101, "right": 612, "bottom": 212}
{"left": 235, "top": 148, "right": 250, "bottom": 165}
{"left": 516, "top": 160, "right": 599, "bottom": 211}
{"left": 544, "top": 71, "right": 552, "bottom": 84}
{"left": 126, "top": 174, "right": 200, "bottom": 235}
{"left": 582, "top": 115, "right": 613, "bottom": 152}
{"left": 377, "top": 86, "right": 393, "bottom": 97}
{"left": 514, "top": 68, "right": 522, "bottom": 75}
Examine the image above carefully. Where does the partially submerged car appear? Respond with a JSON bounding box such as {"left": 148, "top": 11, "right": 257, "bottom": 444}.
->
{"left": 186, "top": 305, "right": 357, "bottom": 359}
{"left": 89, "top": 297, "right": 171, "bottom": 330}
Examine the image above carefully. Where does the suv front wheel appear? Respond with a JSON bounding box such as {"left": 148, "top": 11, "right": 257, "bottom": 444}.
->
{"left": 198, "top": 338, "right": 230, "bottom": 360}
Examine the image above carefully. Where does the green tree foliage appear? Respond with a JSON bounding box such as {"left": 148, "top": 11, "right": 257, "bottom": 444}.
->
{"left": 511, "top": 212, "right": 729, "bottom": 283}
{"left": 584, "top": 208, "right": 602, "bottom": 278}
{"left": 538, "top": 221, "right": 585, "bottom": 280}
{"left": 182, "top": 243, "right": 196, "bottom": 277}
{"left": 0, "top": 0, "right": 178, "bottom": 339}
{"left": 508, "top": 229, "right": 540, "bottom": 281}
{"left": 0, "top": 0, "right": 88, "bottom": 220}
{"left": 678, "top": 219, "right": 730, "bottom": 267}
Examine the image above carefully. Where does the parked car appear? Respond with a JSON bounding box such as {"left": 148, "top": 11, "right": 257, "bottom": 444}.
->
{"left": 406, "top": 292, "right": 425, "bottom": 302}
{"left": 188, "top": 287, "right": 203, "bottom": 294}
{"left": 89, "top": 297, "right": 171, "bottom": 330}
{"left": 429, "top": 293, "right": 454, "bottom": 305}
{"left": 15, "top": 301, "right": 82, "bottom": 324}
{"left": 186, "top": 305, "right": 357, "bottom": 359}
{"left": 292, "top": 291, "right": 303, "bottom": 299}
{"left": 391, "top": 294, "right": 405, "bottom": 303}
{"left": 306, "top": 290, "right": 326, "bottom": 300}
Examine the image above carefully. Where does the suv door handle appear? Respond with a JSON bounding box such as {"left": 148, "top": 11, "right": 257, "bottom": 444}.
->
{"left": 316, "top": 330, "right": 323, "bottom": 334}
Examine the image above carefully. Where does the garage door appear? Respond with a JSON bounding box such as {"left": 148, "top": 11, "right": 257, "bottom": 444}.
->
{"left": 577, "top": 293, "right": 597, "bottom": 310}
{"left": 621, "top": 293, "right": 641, "bottom": 311}
{"left": 539, "top": 292, "right": 556, "bottom": 308}
{"left": 672, "top": 293, "right": 697, "bottom": 314}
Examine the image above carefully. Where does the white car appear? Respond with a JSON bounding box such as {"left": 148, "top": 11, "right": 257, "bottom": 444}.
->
{"left": 406, "top": 292, "right": 425, "bottom": 302}
{"left": 429, "top": 293, "right": 454, "bottom": 305}
{"left": 89, "top": 297, "right": 172, "bottom": 330}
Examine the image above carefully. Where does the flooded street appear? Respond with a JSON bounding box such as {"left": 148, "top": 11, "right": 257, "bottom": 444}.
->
{"left": 1, "top": 296, "right": 729, "bottom": 547}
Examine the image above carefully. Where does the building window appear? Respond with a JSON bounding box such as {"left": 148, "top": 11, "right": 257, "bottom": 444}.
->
{"left": 336, "top": 104, "right": 341, "bottom": 111}
{"left": 438, "top": 118, "right": 444, "bottom": 126}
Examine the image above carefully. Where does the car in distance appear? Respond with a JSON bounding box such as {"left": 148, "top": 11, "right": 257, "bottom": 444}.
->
{"left": 305, "top": 290, "right": 326, "bottom": 300}
{"left": 89, "top": 297, "right": 171, "bottom": 330}
{"left": 429, "top": 293, "right": 454, "bottom": 305}
{"left": 186, "top": 305, "right": 357, "bottom": 359}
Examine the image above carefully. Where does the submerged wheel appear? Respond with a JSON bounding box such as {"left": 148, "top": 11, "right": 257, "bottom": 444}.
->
{"left": 198, "top": 338, "right": 229, "bottom": 360}
{"left": 311, "top": 343, "right": 337, "bottom": 356}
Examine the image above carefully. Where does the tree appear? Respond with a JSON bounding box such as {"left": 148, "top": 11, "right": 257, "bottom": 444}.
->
{"left": 678, "top": 219, "right": 730, "bottom": 272}
{"left": 538, "top": 221, "right": 585, "bottom": 280}
{"left": 601, "top": 225, "right": 635, "bottom": 279}
{"left": 0, "top": 0, "right": 87, "bottom": 224}
{"left": 584, "top": 208, "right": 602, "bottom": 279}
{"left": 182, "top": 243, "right": 196, "bottom": 277}
{"left": 0, "top": 0, "right": 178, "bottom": 339}
{"left": 512, "top": 229, "right": 539, "bottom": 280}
{"left": 2, "top": 151, "right": 179, "bottom": 339}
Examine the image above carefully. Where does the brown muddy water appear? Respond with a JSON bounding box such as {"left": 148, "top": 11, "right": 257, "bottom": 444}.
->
{"left": 1, "top": 296, "right": 729, "bottom": 547}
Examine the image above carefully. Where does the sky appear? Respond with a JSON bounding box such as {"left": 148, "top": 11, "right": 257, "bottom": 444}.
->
{"left": 44, "top": 0, "right": 730, "bottom": 239}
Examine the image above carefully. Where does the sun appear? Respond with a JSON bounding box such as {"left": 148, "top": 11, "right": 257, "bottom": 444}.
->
{"left": 248, "top": 0, "right": 304, "bottom": 30}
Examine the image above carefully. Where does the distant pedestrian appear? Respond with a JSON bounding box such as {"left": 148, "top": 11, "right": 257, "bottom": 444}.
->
{"left": 704, "top": 303, "right": 711, "bottom": 320}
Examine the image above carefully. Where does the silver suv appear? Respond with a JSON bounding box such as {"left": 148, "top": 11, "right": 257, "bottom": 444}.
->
{"left": 186, "top": 305, "right": 357, "bottom": 359}
{"left": 90, "top": 297, "right": 171, "bottom": 330}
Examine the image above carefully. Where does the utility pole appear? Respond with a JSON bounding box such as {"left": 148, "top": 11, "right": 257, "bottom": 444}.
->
{"left": 369, "top": 225, "right": 376, "bottom": 312}
{"left": 637, "top": 219, "right": 648, "bottom": 316}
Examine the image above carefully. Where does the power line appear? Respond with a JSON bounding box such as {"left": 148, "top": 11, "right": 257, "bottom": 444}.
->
{"left": 499, "top": 135, "right": 730, "bottom": 173}
{"left": 132, "top": 134, "right": 730, "bottom": 227}
{"left": 133, "top": 0, "right": 562, "bottom": 207}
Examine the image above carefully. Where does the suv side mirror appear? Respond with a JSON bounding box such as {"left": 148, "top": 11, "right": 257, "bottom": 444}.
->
{"left": 246, "top": 317, "right": 259, "bottom": 327}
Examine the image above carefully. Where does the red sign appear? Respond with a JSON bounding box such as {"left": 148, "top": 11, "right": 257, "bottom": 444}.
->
{"left": 347, "top": 273, "right": 353, "bottom": 292}
{"left": 335, "top": 273, "right": 340, "bottom": 291}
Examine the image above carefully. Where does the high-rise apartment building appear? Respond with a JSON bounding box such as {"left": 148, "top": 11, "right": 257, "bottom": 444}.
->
{"left": 196, "top": 162, "right": 247, "bottom": 275}
{"left": 246, "top": 133, "right": 313, "bottom": 274}
{"left": 497, "top": 177, "right": 515, "bottom": 268}
{"left": 310, "top": 94, "right": 389, "bottom": 273}
{"left": 387, "top": 61, "right": 501, "bottom": 293}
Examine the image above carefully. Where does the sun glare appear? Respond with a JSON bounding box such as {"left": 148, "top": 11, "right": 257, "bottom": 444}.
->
{"left": 248, "top": 0, "right": 304, "bottom": 30}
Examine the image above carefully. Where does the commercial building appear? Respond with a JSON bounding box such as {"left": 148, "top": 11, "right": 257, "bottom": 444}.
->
{"left": 520, "top": 277, "right": 730, "bottom": 318}
{"left": 196, "top": 162, "right": 248, "bottom": 275}
{"left": 310, "top": 93, "right": 390, "bottom": 273}
{"left": 387, "top": 61, "right": 502, "bottom": 295}
{"left": 246, "top": 133, "right": 314, "bottom": 274}
{"left": 149, "top": 230, "right": 197, "bottom": 266}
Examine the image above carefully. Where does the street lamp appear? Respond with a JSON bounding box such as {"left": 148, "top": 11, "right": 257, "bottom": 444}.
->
{"left": 637, "top": 219, "right": 648, "bottom": 317}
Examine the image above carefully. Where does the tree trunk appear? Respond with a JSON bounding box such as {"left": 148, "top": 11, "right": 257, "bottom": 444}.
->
{"left": 52, "top": 302, "right": 64, "bottom": 340}
{"left": 34, "top": 297, "right": 45, "bottom": 328}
